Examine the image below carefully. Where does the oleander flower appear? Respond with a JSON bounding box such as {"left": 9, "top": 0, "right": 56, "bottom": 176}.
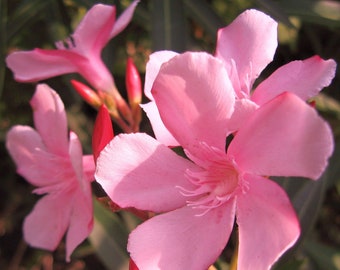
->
{"left": 6, "top": 1, "right": 139, "bottom": 94}
{"left": 142, "top": 9, "right": 336, "bottom": 145}
{"left": 6, "top": 84, "right": 95, "bottom": 261}
{"left": 95, "top": 52, "right": 334, "bottom": 270}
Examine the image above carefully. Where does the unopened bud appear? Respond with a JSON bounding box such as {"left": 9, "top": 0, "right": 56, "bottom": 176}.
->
{"left": 129, "top": 259, "right": 139, "bottom": 270}
{"left": 92, "top": 105, "right": 114, "bottom": 163}
{"left": 126, "top": 58, "right": 142, "bottom": 131}
{"left": 71, "top": 80, "right": 102, "bottom": 108}
{"left": 126, "top": 57, "right": 142, "bottom": 105}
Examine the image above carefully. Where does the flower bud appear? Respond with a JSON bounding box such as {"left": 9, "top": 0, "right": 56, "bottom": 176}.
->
{"left": 71, "top": 79, "right": 102, "bottom": 108}
{"left": 129, "top": 258, "right": 139, "bottom": 270}
{"left": 126, "top": 57, "right": 142, "bottom": 131}
{"left": 92, "top": 105, "right": 114, "bottom": 163}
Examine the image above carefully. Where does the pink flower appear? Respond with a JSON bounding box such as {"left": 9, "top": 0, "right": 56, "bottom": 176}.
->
{"left": 95, "top": 52, "right": 334, "bottom": 270}
{"left": 142, "top": 9, "right": 336, "bottom": 145}
{"left": 6, "top": 1, "right": 139, "bottom": 94}
{"left": 6, "top": 84, "right": 95, "bottom": 261}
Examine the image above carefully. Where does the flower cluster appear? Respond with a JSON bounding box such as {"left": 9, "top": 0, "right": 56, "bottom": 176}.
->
{"left": 96, "top": 9, "right": 336, "bottom": 270}
{"left": 6, "top": 84, "right": 95, "bottom": 261}
{"left": 6, "top": 1, "right": 141, "bottom": 133}
{"left": 5, "top": 3, "right": 336, "bottom": 270}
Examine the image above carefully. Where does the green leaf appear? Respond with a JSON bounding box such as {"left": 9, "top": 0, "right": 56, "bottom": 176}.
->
{"left": 273, "top": 173, "right": 328, "bottom": 265}
{"left": 292, "top": 175, "right": 326, "bottom": 241}
{"left": 273, "top": 257, "right": 306, "bottom": 270}
{"left": 277, "top": 0, "right": 340, "bottom": 28}
{"left": 0, "top": 0, "right": 7, "bottom": 99}
{"left": 184, "top": 0, "right": 225, "bottom": 39}
{"left": 315, "top": 93, "right": 340, "bottom": 120}
{"left": 326, "top": 140, "right": 340, "bottom": 188}
{"left": 150, "top": 0, "right": 187, "bottom": 52}
{"left": 253, "top": 0, "right": 295, "bottom": 27}
{"left": 304, "top": 239, "right": 340, "bottom": 270}
{"left": 7, "top": 0, "right": 52, "bottom": 43}
{"left": 88, "top": 199, "right": 129, "bottom": 270}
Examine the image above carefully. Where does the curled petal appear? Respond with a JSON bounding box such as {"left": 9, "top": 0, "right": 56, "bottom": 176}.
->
{"left": 144, "top": 50, "right": 178, "bottom": 100}
{"left": 141, "top": 101, "right": 179, "bottom": 147}
{"left": 152, "top": 52, "right": 235, "bottom": 154}
{"left": 252, "top": 56, "right": 337, "bottom": 105}
{"left": 236, "top": 174, "right": 300, "bottom": 270}
{"left": 95, "top": 133, "right": 199, "bottom": 212}
{"left": 129, "top": 201, "right": 236, "bottom": 270}
{"left": 216, "top": 9, "right": 277, "bottom": 94}
{"left": 229, "top": 92, "right": 334, "bottom": 179}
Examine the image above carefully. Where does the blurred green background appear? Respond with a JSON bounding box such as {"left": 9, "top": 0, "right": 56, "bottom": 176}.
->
{"left": 0, "top": 0, "right": 340, "bottom": 269}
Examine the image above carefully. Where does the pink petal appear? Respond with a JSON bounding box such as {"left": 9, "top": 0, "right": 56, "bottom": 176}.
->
{"left": 141, "top": 101, "right": 179, "bottom": 147}
{"left": 37, "top": 48, "right": 114, "bottom": 92}
{"left": 95, "top": 133, "right": 199, "bottom": 212}
{"left": 72, "top": 4, "right": 116, "bottom": 55}
{"left": 251, "top": 56, "right": 337, "bottom": 105}
{"left": 152, "top": 52, "right": 235, "bottom": 155}
{"left": 128, "top": 201, "right": 236, "bottom": 270}
{"left": 65, "top": 188, "right": 93, "bottom": 261}
{"left": 6, "top": 49, "right": 79, "bottom": 82}
{"left": 23, "top": 193, "right": 72, "bottom": 251}
{"left": 215, "top": 9, "right": 277, "bottom": 95}
{"left": 82, "top": 155, "right": 95, "bottom": 183}
{"left": 236, "top": 174, "right": 300, "bottom": 270}
{"left": 6, "top": 125, "right": 51, "bottom": 186}
{"left": 69, "top": 131, "right": 84, "bottom": 183}
{"left": 228, "top": 92, "right": 334, "bottom": 179}
{"left": 30, "top": 84, "right": 69, "bottom": 156}
{"left": 110, "top": 0, "right": 140, "bottom": 39}
{"left": 226, "top": 98, "right": 258, "bottom": 133}
{"left": 144, "top": 50, "right": 178, "bottom": 100}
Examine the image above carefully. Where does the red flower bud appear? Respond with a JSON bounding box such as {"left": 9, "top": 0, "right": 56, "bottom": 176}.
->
{"left": 71, "top": 79, "right": 102, "bottom": 108}
{"left": 126, "top": 57, "right": 142, "bottom": 131}
{"left": 92, "top": 105, "right": 114, "bottom": 163}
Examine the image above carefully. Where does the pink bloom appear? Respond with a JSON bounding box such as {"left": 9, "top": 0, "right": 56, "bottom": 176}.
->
{"left": 95, "top": 52, "right": 334, "bottom": 270}
{"left": 143, "top": 9, "right": 336, "bottom": 144}
{"left": 6, "top": 84, "right": 95, "bottom": 261}
{"left": 6, "top": 1, "right": 139, "bottom": 94}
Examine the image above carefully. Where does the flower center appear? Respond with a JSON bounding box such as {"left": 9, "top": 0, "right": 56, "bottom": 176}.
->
{"left": 177, "top": 142, "right": 241, "bottom": 216}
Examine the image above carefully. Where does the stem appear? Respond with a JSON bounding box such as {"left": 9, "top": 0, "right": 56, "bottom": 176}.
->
{"left": 7, "top": 240, "right": 27, "bottom": 270}
{"left": 230, "top": 238, "right": 239, "bottom": 270}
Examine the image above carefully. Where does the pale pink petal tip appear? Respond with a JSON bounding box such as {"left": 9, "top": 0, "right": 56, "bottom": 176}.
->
{"left": 216, "top": 9, "right": 278, "bottom": 94}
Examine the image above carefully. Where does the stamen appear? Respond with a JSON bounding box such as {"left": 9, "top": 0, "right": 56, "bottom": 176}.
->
{"left": 178, "top": 142, "right": 241, "bottom": 216}
{"left": 55, "top": 35, "right": 76, "bottom": 50}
